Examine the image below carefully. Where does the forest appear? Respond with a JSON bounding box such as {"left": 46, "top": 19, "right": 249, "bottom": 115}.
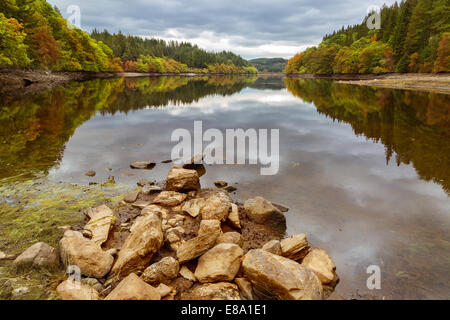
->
{"left": 249, "top": 58, "right": 288, "bottom": 72}
{"left": 0, "top": 0, "right": 257, "bottom": 74}
{"left": 285, "top": 0, "right": 450, "bottom": 74}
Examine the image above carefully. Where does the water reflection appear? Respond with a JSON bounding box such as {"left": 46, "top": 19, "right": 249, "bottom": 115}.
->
{"left": 0, "top": 76, "right": 449, "bottom": 299}
{"left": 284, "top": 78, "right": 450, "bottom": 195}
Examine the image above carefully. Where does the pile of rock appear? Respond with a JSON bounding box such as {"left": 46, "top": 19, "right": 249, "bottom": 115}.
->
{"left": 11, "top": 164, "right": 339, "bottom": 300}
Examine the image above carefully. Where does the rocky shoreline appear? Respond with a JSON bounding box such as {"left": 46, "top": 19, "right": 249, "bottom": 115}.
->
{"left": 1, "top": 161, "right": 340, "bottom": 300}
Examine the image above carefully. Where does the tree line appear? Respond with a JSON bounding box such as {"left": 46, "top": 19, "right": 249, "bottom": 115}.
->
{"left": 285, "top": 0, "right": 450, "bottom": 75}
{"left": 0, "top": 0, "right": 257, "bottom": 74}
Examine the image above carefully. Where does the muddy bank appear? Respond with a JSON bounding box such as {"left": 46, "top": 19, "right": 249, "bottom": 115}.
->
{"left": 287, "top": 73, "right": 450, "bottom": 94}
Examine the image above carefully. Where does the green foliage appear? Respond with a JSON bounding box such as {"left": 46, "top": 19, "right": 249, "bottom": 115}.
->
{"left": 285, "top": 0, "right": 450, "bottom": 74}
{"left": 249, "top": 58, "right": 288, "bottom": 72}
{"left": 0, "top": 0, "right": 122, "bottom": 71}
{"left": 91, "top": 29, "right": 256, "bottom": 73}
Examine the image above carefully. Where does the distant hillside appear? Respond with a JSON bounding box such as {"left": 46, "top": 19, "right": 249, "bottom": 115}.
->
{"left": 249, "top": 58, "right": 288, "bottom": 72}
{"left": 285, "top": 0, "right": 450, "bottom": 75}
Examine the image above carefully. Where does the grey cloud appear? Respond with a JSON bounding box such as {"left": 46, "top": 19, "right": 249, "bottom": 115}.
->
{"left": 48, "top": 0, "right": 397, "bottom": 58}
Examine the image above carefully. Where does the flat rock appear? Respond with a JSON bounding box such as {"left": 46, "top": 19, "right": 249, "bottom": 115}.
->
{"left": 165, "top": 166, "right": 200, "bottom": 192}
{"left": 130, "top": 161, "right": 155, "bottom": 170}
{"left": 60, "top": 231, "right": 114, "bottom": 278}
{"left": 153, "top": 191, "right": 187, "bottom": 207}
{"left": 110, "top": 212, "right": 163, "bottom": 279}
{"left": 84, "top": 171, "right": 96, "bottom": 177}
{"left": 242, "top": 249, "right": 323, "bottom": 300}
{"left": 137, "top": 178, "right": 151, "bottom": 187}
{"left": 280, "top": 234, "right": 310, "bottom": 261}
{"left": 227, "top": 203, "right": 241, "bottom": 229}
{"left": 195, "top": 243, "right": 244, "bottom": 283}
{"left": 141, "top": 257, "right": 180, "bottom": 285}
{"left": 262, "top": 240, "right": 282, "bottom": 255}
{"left": 182, "top": 198, "right": 205, "bottom": 218}
{"left": 301, "top": 248, "right": 336, "bottom": 285}
{"left": 176, "top": 232, "right": 221, "bottom": 264}
{"left": 181, "top": 282, "right": 241, "bottom": 300}
{"left": 84, "top": 205, "right": 116, "bottom": 246}
{"left": 131, "top": 200, "right": 151, "bottom": 209}
{"left": 56, "top": 280, "right": 99, "bottom": 300}
{"left": 105, "top": 273, "right": 161, "bottom": 300}
{"left": 123, "top": 191, "right": 139, "bottom": 203}
{"left": 244, "top": 197, "right": 286, "bottom": 232}
{"left": 142, "top": 184, "right": 162, "bottom": 195}
{"left": 216, "top": 232, "right": 244, "bottom": 247}
{"left": 13, "top": 242, "right": 60, "bottom": 271}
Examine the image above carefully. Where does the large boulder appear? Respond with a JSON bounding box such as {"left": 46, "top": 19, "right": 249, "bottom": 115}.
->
{"left": 14, "top": 242, "right": 60, "bottom": 271}
{"left": 59, "top": 231, "right": 114, "bottom": 278}
{"left": 195, "top": 243, "right": 244, "bottom": 283}
{"left": 56, "top": 280, "right": 99, "bottom": 300}
{"left": 242, "top": 249, "right": 323, "bottom": 300}
{"left": 244, "top": 197, "right": 286, "bottom": 232}
{"left": 181, "top": 282, "right": 241, "bottom": 300}
{"left": 201, "top": 193, "right": 231, "bottom": 221}
{"left": 153, "top": 191, "right": 187, "bottom": 207}
{"left": 301, "top": 248, "right": 337, "bottom": 285}
{"left": 280, "top": 234, "right": 310, "bottom": 261}
{"left": 110, "top": 212, "right": 163, "bottom": 279}
{"left": 105, "top": 273, "right": 161, "bottom": 300}
{"left": 84, "top": 205, "right": 116, "bottom": 246}
{"left": 166, "top": 166, "right": 200, "bottom": 192}
{"left": 141, "top": 257, "right": 180, "bottom": 285}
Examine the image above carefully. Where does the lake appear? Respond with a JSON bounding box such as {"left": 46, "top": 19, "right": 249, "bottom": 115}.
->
{"left": 0, "top": 75, "right": 449, "bottom": 299}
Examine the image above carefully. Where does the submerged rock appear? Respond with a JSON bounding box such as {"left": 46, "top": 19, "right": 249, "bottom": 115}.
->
{"left": 59, "top": 231, "right": 114, "bottom": 278}
{"left": 181, "top": 282, "right": 241, "bottom": 300}
{"left": 110, "top": 212, "right": 163, "bottom": 279}
{"left": 214, "top": 181, "right": 228, "bottom": 188}
{"left": 165, "top": 166, "right": 200, "bottom": 192}
{"left": 242, "top": 249, "right": 323, "bottom": 300}
{"left": 130, "top": 161, "right": 156, "bottom": 170}
{"left": 105, "top": 273, "right": 161, "bottom": 300}
{"left": 84, "top": 205, "right": 116, "bottom": 246}
{"left": 56, "top": 280, "right": 99, "bottom": 300}
{"left": 13, "top": 242, "right": 60, "bottom": 271}
{"left": 195, "top": 243, "right": 244, "bottom": 283}
{"left": 84, "top": 171, "right": 96, "bottom": 177}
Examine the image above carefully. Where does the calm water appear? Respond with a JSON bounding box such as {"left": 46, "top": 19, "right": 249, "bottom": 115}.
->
{"left": 1, "top": 76, "right": 449, "bottom": 299}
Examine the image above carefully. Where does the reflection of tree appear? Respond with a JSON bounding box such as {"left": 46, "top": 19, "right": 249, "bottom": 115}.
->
{"left": 0, "top": 76, "right": 256, "bottom": 180}
{"left": 285, "top": 78, "right": 450, "bottom": 195}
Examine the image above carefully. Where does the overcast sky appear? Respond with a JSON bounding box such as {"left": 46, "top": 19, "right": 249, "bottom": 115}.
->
{"left": 48, "top": 0, "right": 397, "bottom": 59}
